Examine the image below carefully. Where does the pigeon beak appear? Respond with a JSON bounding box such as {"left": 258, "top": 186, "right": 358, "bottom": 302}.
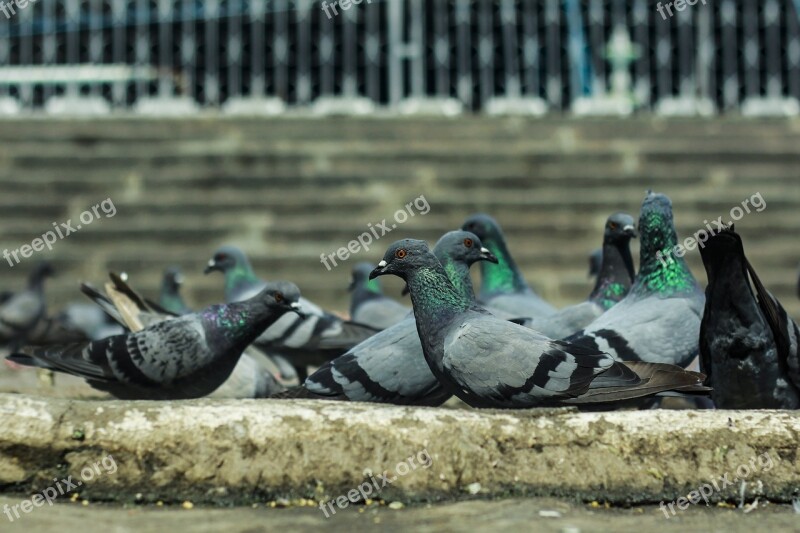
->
{"left": 289, "top": 301, "right": 306, "bottom": 317}
{"left": 369, "top": 260, "right": 388, "bottom": 280}
{"left": 479, "top": 247, "right": 498, "bottom": 264}
{"left": 203, "top": 259, "right": 218, "bottom": 275}
{"left": 622, "top": 225, "right": 637, "bottom": 238}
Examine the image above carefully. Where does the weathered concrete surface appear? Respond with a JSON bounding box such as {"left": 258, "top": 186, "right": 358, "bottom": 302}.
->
{"left": 1, "top": 393, "right": 799, "bottom": 506}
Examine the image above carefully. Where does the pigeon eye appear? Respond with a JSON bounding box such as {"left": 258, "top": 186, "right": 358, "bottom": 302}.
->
{"left": 608, "top": 223, "right": 617, "bottom": 230}
{"left": 395, "top": 249, "right": 407, "bottom": 259}
{"left": 275, "top": 292, "right": 283, "bottom": 302}
{"left": 463, "top": 238, "right": 473, "bottom": 248}
{"left": 216, "top": 253, "right": 228, "bottom": 262}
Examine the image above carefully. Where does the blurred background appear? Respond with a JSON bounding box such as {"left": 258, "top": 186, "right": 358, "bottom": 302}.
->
{"left": 0, "top": 0, "right": 798, "bottom": 317}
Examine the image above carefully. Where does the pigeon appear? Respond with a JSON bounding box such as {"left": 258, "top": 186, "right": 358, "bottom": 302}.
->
{"left": 565, "top": 192, "right": 705, "bottom": 368}
{"left": 205, "top": 245, "right": 379, "bottom": 377}
{"left": 698, "top": 225, "right": 800, "bottom": 409}
{"left": 588, "top": 248, "right": 603, "bottom": 280}
{"left": 348, "top": 262, "right": 409, "bottom": 330}
{"left": 368, "top": 238, "right": 708, "bottom": 409}
{"left": 8, "top": 281, "right": 302, "bottom": 400}
{"left": 295, "top": 231, "right": 498, "bottom": 405}
{"left": 56, "top": 303, "right": 123, "bottom": 341}
{"left": 526, "top": 213, "right": 637, "bottom": 339}
{"left": 0, "top": 262, "right": 84, "bottom": 348}
{"left": 461, "top": 214, "right": 557, "bottom": 319}
{"left": 159, "top": 267, "right": 191, "bottom": 315}
{"left": 84, "top": 273, "right": 298, "bottom": 396}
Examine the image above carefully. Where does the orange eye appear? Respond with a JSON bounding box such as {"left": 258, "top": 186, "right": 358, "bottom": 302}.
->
{"left": 395, "top": 249, "right": 407, "bottom": 259}
{"left": 608, "top": 223, "right": 617, "bottom": 230}
{"left": 275, "top": 293, "right": 283, "bottom": 302}
{"left": 463, "top": 238, "right": 473, "bottom": 247}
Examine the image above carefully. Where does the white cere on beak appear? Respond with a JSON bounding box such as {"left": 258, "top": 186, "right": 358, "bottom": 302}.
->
{"left": 120, "top": 272, "right": 129, "bottom": 281}
{"left": 378, "top": 260, "right": 387, "bottom": 268}
{"left": 623, "top": 225, "right": 634, "bottom": 232}
{"left": 290, "top": 302, "right": 301, "bottom": 309}
{"left": 480, "top": 247, "right": 490, "bottom": 254}
{"left": 207, "top": 259, "right": 215, "bottom": 267}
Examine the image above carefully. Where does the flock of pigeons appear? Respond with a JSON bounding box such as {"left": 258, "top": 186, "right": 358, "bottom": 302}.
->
{"left": 3, "top": 190, "right": 799, "bottom": 410}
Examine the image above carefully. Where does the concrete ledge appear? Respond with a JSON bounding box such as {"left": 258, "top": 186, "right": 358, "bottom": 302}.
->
{"left": 0, "top": 393, "right": 798, "bottom": 505}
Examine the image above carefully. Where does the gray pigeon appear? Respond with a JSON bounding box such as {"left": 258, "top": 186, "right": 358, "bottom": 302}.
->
{"left": 565, "top": 192, "right": 704, "bottom": 368}
{"left": 8, "top": 281, "right": 302, "bottom": 400}
{"left": 369, "top": 238, "right": 708, "bottom": 409}
{"left": 699, "top": 225, "right": 800, "bottom": 409}
{"left": 527, "top": 213, "right": 636, "bottom": 338}
{"left": 348, "top": 262, "right": 409, "bottom": 330}
{"left": 295, "top": 231, "right": 498, "bottom": 405}
{"left": 461, "top": 214, "right": 557, "bottom": 319}
{"left": 0, "top": 262, "right": 53, "bottom": 348}
{"left": 57, "top": 303, "right": 124, "bottom": 341}
{"left": 205, "top": 246, "right": 379, "bottom": 377}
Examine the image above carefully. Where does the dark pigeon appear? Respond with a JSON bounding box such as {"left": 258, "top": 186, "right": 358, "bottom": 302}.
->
{"left": 528, "top": 213, "right": 637, "bottom": 338}
{"left": 565, "top": 192, "right": 704, "bottom": 368}
{"left": 461, "top": 214, "right": 557, "bottom": 319}
{"left": 348, "top": 262, "right": 409, "bottom": 330}
{"left": 8, "top": 281, "right": 302, "bottom": 400}
{"left": 699, "top": 225, "right": 800, "bottom": 409}
{"left": 295, "top": 231, "right": 498, "bottom": 405}
{"left": 369, "top": 238, "right": 708, "bottom": 409}
{"left": 159, "top": 266, "right": 191, "bottom": 315}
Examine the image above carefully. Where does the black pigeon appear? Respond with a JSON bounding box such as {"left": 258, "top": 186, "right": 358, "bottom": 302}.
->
{"left": 528, "top": 213, "right": 637, "bottom": 338}
{"left": 369, "top": 238, "right": 708, "bottom": 409}
{"left": 699, "top": 225, "right": 800, "bottom": 409}
{"left": 565, "top": 192, "right": 704, "bottom": 368}
{"left": 205, "top": 245, "right": 379, "bottom": 377}
{"left": 8, "top": 282, "right": 302, "bottom": 400}
{"left": 294, "top": 231, "right": 498, "bottom": 405}
{"left": 348, "top": 262, "right": 409, "bottom": 330}
{"left": 461, "top": 214, "right": 557, "bottom": 319}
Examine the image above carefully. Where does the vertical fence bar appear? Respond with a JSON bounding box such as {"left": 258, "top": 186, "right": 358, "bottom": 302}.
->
{"left": 433, "top": 0, "right": 449, "bottom": 98}
{"left": 388, "top": 0, "right": 404, "bottom": 106}
{"left": 365, "top": 0, "right": 382, "bottom": 102}
{"left": 521, "top": 0, "right": 539, "bottom": 99}
{"left": 545, "top": 0, "right": 561, "bottom": 108}
{"left": 275, "top": 0, "right": 290, "bottom": 100}
{"left": 297, "top": 0, "right": 312, "bottom": 104}
{"left": 787, "top": 0, "right": 800, "bottom": 100}
{"left": 477, "top": 0, "right": 493, "bottom": 105}
{"left": 720, "top": 0, "right": 738, "bottom": 109}
{"left": 763, "top": 0, "right": 782, "bottom": 98}
{"left": 203, "top": 0, "right": 220, "bottom": 105}
{"left": 135, "top": 0, "right": 150, "bottom": 101}
{"left": 181, "top": 0, "right": 197, "bottom": 101}
{"left": 319, "top": 0, "right": 335, "bottom": 97}
{"left": 0, "top": 8, "right": 8, "bottom": 99}
{"left": 65, "top": 0, "right": 81, "bottom": 99}
{"left": 632, "top": 0, "right": 650, "bottom": 108}
{"left": 158, "top": 0, "right": 174, "bottom": 98}
{"left": 499, "top": 0, "right": 520, "bottom": 98}
{"left": 227, "top": 0, "right": 243, "bottom": 102}
{"left": 90, "top": 0, "right": 105, "bottom": 99}
{"left": 742, "top": 0, "right": 760, "bottom": 97}
{"left": 250, "top": 1, "right": 265, "bottom": 97}
{"left": 696, "top": 0, "right": 715, "bottom": 109}
{"left": 17, "top": 0, "right": 34, "bottom": 106}
{"left": 588, "top": 0, "right": 605, "bottom": 96}
{"left": 654, "top": 0, "right": 672, "bottom": 102}
{"left": 409, "top": 0, "right": 424, "bottom": 98}
{"left": 342, "top": 0, "right": 358, "bottom": 97}
{"left": 676, "top": 0, "right": 694, "bottom": 97}
{"left": 111, "top": 0, "right": 125, "bottom": 106}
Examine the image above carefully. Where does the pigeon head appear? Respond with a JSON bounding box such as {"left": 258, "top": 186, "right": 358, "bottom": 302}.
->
{"left": 638, "top": 192, "right": 678, "bottom": 260}
{"left": 251, "top": 281, "right": 303, "bottom": 316}
{"left": 204, "top": 245, "right": 251, "bottom": 275}
{"left": 461, "top": 213, "right": 504, "bottom": 243}
{"left": 29, "top": 261, "right": 54, "bottom": 287}
{"left": 348, "top": 262, "right": 380, "bottom": 292}
{"left": 698, "top": 224, "right": 742, "bottom": 279}
{"left": 162, "top": 266, "right": 185, "bottom": 293}
{"left": 369, "top": 239, "right": 436, "bottom": 281}
{"left": 434, "top": 231, "right": 497, "bottom": 266}
{"left": 604, "top": 213, "right": 637, "bottom": 242}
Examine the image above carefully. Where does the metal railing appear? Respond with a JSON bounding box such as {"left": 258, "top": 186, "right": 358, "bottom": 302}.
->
{"left": 0, "top": 0, "right": 798, "bottom": 114}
